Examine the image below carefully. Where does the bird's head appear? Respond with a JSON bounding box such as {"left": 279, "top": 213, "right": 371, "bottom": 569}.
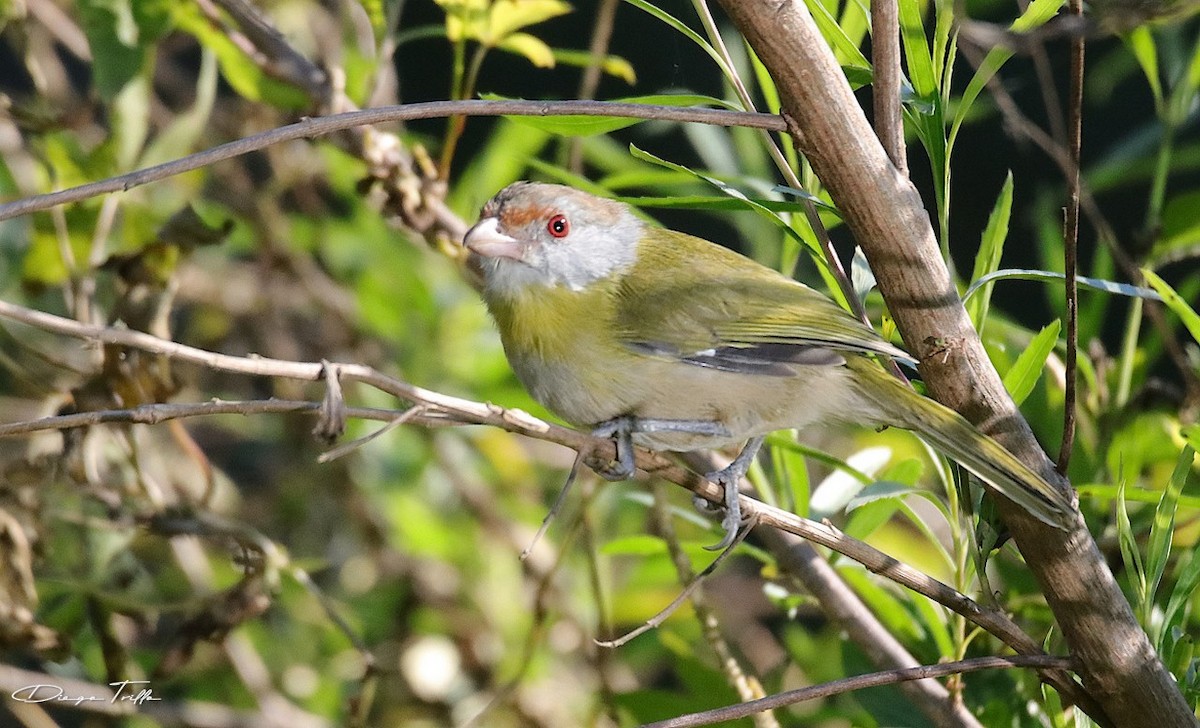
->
{"left": 463, "top": 182, "right": 644, "bottom": 294}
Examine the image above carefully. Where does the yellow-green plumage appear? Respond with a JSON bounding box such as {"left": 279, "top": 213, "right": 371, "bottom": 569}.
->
{"left": 465, "top": 181, "right": 1074, "bottom": 530}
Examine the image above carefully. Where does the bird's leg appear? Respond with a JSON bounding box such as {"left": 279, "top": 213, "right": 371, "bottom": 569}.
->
{"left": 589, "top": 416, "right": 730, "bottom": 480}
{"left": 590, "top": 416, "right": 638, "bottom": 480}
{"left": 701, "top": 436, "right": 765, "bottom": 552}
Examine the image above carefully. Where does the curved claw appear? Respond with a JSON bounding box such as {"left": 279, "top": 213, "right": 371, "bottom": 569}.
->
{"left": 702, "top": 471, "right": 743, "bottom": 551}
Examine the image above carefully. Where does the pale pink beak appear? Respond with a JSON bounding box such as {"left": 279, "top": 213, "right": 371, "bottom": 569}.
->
{"left": 463, "top": 217, "right": 524, "bottom": 260}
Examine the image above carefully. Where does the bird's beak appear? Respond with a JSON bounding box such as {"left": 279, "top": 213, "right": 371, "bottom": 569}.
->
{"left": 463, "top": 217, "right": 524, "bottom": 260}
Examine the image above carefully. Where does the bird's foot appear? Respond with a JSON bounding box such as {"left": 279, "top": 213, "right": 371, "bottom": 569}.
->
{"left": 699, "top": 436, "right": 765, "bottom": 551}
{"left": 589, "top": 417, "right": 730, "bottom": 481}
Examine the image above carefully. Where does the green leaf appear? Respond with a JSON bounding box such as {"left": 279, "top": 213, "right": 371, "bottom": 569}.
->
{"left": 897, "top": 0, "right": 936, "bottom": 98}
{"left": 1145, "top": 446, "right": 1194, "bottom": 626}
{"left": 850, "top": 247, "right": 876, "bottom": 303}
{"left": 1076, "top": 483, "right": 1200, "bottom": 510}
{"left": 551, "top": 49, "right": 637, "bottom": 84}
{"left": 79, "top": 0, "right": 170, "bottom": 100}
{"left": 1002, "top": 319, "right": 1060, "bottom": 406}
{"left": 967, "top": 172, "right": 1014, "bottom": 329}
{"left": 845, "top": 481, "right": 920, "bottom": 511}
{"left": 478, "top": 93, "right": 734, "bottom": 136}
{"left": 620, "top": 0, "right": 732, "bottom": 78}
{"left": 173, "top": 3, "right": 309, "bottom": 109}
{"left": 619, "top": 194, "right": 836, "bottom": 215}
{"left": 962, "top": 268, "right": 1164, "bottom": 303}
{"left": 496, "top": 31, "right": 555, "bottom": 67}
{"left": 950, "top": 0, "right": 1065, "bottom": 143}
{"left": 486, "top": 0, "right": 571, "bottom": 42}
{"left": 844, "top": 497, "right": 903, "bottom": 540}
{"left": 1124, "top": 26, "right": 1163, "bottom": 107}
{"left": 1163, "top": 538, "right": 1200, "bottom": 651}
{"left": 1117, "top": 479, "right": 1148, "bottom": 615}
{"left": 1142, "top": 268, "right": 1200, "bottom": 345}
{"left": 628, "top": 144, "right": 842, "bottom": 295}
{"left": 800, "top": 0, "right": 871, "bottom": 69}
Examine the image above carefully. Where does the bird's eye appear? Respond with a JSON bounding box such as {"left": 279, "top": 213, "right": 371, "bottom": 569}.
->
{"left": 546, "top": 214, "right": 570, "bottom": 238}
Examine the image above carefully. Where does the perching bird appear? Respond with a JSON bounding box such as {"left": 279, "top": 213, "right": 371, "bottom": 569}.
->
{"left": 462, "top": 181, "right": 1073, "bottom": 548}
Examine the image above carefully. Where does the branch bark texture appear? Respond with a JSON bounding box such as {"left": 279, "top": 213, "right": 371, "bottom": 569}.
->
{"left": 716, "top": 0, "right": 1194, "bottom": 724}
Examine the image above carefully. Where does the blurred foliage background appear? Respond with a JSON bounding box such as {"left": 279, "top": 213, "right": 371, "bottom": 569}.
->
{"left": 0, "top": 0, "right": 1199, "bottom": 726}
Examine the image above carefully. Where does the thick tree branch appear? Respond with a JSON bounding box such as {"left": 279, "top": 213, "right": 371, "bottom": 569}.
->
{"left": 715, "top": 1, "right": 1192, "bottom": 724}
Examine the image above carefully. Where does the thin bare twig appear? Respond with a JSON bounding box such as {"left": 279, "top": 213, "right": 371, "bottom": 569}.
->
{"left": 0, "top": 100, "right": 785, "bottom": 222}
{"left": 871, "top": 0, "right": 907, "bottom": 175}
{"left": 646, "top": 484, "right": 778, "bottom": 728}
{"left": 1058, "top": 0, "right": 1085, "bottom": 474}
{"left": 641, "top": 655, "right": 1076, "bottom": 728}
{"left": 594, "top": 510, "right": 757, "bottom": 649}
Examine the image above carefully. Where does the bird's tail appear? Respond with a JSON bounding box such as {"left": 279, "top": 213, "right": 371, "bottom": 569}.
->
{"left": 846, "top": 358, "right": 1075, "bottom": 530}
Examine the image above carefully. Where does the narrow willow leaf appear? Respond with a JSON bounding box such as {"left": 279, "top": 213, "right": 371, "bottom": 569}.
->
{"left": 478, "top": 93, "right": 735, "bottom": 136}
{"left": 772, "top": 184, "right": 839, "bottom": 213}
{"left": 800, "top": 0, "right": 870, "bottom": 69}
{"left": 897, "top": 0, "right": 936, "bottom": 98}
{"left": 1117, "top": 479, "right": 1148, "bottom": 614}
{"left": 950, "top": 0, "right": 1065, "bottom": 143}
{"left": 967, "top": 172, "right": 1013, "bottom": 329}
{"left": 1146, "top": 446, "right": 1195, "bottom": 619}
{"left": 627, "top": 144, "right": 837, "bottom": 283}
{"left": 1163, "top": 534, "right": 1200, "bottom": 649}
{"left": 1002, "top": 319, "right": 1060, "bottom": 406}
{"left": 962, "top": 268, "right": 1164, "bottom": 302}
{"left": 1142, "top": 268, "right": 1200, "bottom": 345}
{"left": 1125, "top": 26, "right": 1163, "bottom": 106}
{"left": 617, "top": 195, "right": 835, "bottom": 214}
{"left": 620, "top": 0, "right": 732, "bottom": 78}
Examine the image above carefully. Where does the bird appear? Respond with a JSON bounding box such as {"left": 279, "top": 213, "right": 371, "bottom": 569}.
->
{"left": 462, "top": 181, "right": 1074, "bottom": 549}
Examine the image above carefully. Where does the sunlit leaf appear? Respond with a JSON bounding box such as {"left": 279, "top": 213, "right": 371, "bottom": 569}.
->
{"left": 496, "top": 32, "right": 555, "bottom": 67}
{"left": 1145, "top": 446, "right": 1194, "bottom": 624}
{"left": 479, "top": 93, "right": 733, "bottom": 136}
{"left": 967, "top": 171, "right": 1013, "bottom": 329}
{"left": 487, "top": 0, "right": 571, "bottom": 42}
{"left": 552, "top": 49, "right": 637, "bottom": 84}
{"left": 1125, "top": 26, "right": 1164, "bottom": 106}
{"left": 1142, "top": 268, "right": 1200, "bottom": 345}
{"left": 1002, "top": 319, "right": 1060, "bottom": 406}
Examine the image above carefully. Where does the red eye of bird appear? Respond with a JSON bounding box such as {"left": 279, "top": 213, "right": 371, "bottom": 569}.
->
{"left": 547, "top": 214, "right": 570, "bottom": 238}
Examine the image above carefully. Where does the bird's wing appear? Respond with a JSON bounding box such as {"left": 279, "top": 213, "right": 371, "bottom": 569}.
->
{"left": 613, "top": 230, "right": 911, "bottom": 375}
